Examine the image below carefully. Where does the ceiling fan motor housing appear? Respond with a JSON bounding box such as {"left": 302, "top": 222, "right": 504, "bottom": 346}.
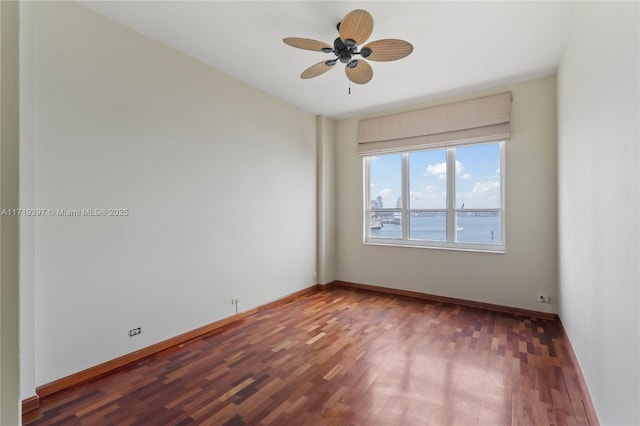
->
{"left": 338, "top": 51, "right": 352, "bottom": 63}
{"left": 334, "top": 37, "right": 358, "bottom": 63}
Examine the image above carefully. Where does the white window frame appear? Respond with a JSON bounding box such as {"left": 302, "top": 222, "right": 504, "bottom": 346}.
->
{"left": 363, "top": 141, "right": 506, "bottom": 253}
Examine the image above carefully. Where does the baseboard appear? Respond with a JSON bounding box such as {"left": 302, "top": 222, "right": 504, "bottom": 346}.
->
{"left": 557, "top": 321, "right": 600, "bottom": 426}
{"left": 317, "top": 280, "right": 339, "bottom": 291}
{"left": 334, "top": 280, "right": 558, "bottom": 321}
{"left": 21, "top": 395, "right": 40, "bottom": 414}
{"left": 35, "top": 284, "right": 318, "bottom": 399}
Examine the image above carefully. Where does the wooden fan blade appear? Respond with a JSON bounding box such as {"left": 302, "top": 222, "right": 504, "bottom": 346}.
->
{"left": 362, "top": 39, "right": 414, "bottom": 62}
{"left": 345, "top": 59, "right": 373, "bottom": 84}
{"left": 301, "top": 60, "right": 336, "bottom": 79}
{"left": 339, "top": 9, "right": 373, "bottom": 46}
{"left": 283, "top": 37, "right": 332, "bottom": 52}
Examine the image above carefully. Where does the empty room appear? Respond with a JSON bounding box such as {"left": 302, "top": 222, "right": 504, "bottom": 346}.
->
{"left": 0, "top": 1, "right": 638, "bottom": 425}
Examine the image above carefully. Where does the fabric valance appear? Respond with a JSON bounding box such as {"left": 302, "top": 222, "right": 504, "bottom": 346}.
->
{"left": 357, "top": 92, "right": 512, "bottom": 155}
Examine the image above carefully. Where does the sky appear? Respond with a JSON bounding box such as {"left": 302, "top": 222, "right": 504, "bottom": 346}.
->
{"left": 369, "top": 142, "right": 502, "bottom": 210}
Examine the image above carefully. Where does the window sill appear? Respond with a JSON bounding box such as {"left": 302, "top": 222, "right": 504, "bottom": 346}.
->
{"left": 364, "top": 239, "right": 506, "bottom": 254}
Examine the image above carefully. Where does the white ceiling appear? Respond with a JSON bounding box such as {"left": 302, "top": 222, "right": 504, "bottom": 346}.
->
{"left": 80, "top": 1, "right": 575, "bottom": 118}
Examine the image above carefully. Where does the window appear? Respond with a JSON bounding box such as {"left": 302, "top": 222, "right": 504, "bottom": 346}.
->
{"left": 365, "top": 141, "right": 505, "bottom": 252}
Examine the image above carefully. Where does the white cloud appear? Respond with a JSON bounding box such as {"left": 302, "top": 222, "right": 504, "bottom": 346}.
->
{"left": 457, "top": 180, "right": 500, "bottom": 208}
{"left": 426, "top": 161, "right": 447, "bottom": 179}
{"left": 472, "top": 180, "right": 500, "bottom": 194}
{"left": 410, "top": 190, "right": 423, "bottom": 200}
{"left": 426, "top": 160, "right": 466, "bottom": 179}
{"left": 462, "top": 173, "right": 472, "bottom": 180}
{"left": 424, "top": 185, "right": 438, "bottom": 194}
{"left": 379, "top": 188, "right": 392, "bottom": 198}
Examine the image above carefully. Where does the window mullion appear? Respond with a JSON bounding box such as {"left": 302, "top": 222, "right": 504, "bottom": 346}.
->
{"left": 500, "top": 141, "right": 506, "bottom": 248}
{"left": 401, "top": 153, "right": 410, "bottom": 240}
{"left": 446, "top": 148, "right": 456, "bottom": 242}
{"left": 363, "top": 157, "right": 370, "bottom": 240}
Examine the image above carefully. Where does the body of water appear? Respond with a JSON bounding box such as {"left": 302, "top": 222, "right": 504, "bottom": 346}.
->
{"left": 370, "top": 214, "right": 501, "bottom": 245}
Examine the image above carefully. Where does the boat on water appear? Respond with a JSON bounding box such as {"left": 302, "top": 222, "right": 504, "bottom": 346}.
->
{"left": 370, "top": 217, "right": 383, "bottom": 229}
{"left": 392, "top": 212, "right": 401, "bottom": 224}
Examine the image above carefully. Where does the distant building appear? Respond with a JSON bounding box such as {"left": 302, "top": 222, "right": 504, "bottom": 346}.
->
{"left": 371, "top": 195, "right": 383, "bottom": 209}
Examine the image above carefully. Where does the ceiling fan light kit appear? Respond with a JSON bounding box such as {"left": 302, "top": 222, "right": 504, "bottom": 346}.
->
{"left": 283, "top": 9, "right": 413, "bottom": 86}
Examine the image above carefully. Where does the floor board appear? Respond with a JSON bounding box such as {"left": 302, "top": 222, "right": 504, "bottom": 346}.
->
{"left": 23, "top": 288, "right": 590, "bottom": 425}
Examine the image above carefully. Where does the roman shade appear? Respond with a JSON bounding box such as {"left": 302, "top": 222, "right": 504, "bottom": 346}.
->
{"left": 357, "top": 92, "right": 512, "bottom": 155}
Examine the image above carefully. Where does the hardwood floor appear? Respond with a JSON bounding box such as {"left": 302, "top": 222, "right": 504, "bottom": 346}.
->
{"left": 24, "top": 288, "right": 591, "bottom": 425}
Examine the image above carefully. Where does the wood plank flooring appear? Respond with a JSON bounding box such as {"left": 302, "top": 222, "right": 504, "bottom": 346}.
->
{"left": 23, "top": 288, "right": 591, "bottom": 425}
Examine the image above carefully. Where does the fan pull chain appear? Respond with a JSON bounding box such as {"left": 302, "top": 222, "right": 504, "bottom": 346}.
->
{"left": 348, "top": 81, "right": 351, "bottom": 95}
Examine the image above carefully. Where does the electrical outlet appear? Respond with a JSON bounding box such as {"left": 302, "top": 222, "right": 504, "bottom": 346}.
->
{"left": 537, "top": 293, "right": 550, "bottom": 303}
{"left": 128, "top": 327, "right": 141, "bottom": 337}
{"left": 231, "top": 298, "right": 239, "bottom": 305}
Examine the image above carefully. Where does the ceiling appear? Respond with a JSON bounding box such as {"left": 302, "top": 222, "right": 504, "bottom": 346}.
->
{"left": 79, "top": 1, "right": 575, "bottom": 119}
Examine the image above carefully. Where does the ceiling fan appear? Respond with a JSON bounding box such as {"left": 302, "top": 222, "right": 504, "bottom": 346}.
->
{"left": 283, "top": 9, "right": 413, "bottom": 85}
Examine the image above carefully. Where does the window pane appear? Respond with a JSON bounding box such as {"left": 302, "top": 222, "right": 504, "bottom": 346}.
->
{"left": 409, "top": 212, "right": 446, "bottom": 241}
{"left": 409, "top": 150, "right": 447, "bottom": 209}
{"left": 455, "top": 143, "right": 501, "bottom": 209}
{"left": 369, "top": 154, "right": 401, "bottom": 210}
{"left": 456, "top": 212, "right": 501, "bottom": 244}
{"left": 369, "top": 212, "right": 402, "bottom": 239}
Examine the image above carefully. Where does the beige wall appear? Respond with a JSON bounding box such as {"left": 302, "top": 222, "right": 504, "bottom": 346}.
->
{"left": 336, "top": 76, "right": 558, "bottom": 313}
{"left": 557, "top": 2, "right": 639, "bottom": 424}
{"left": 316, "top": 116, "right": 337, "bottom": 285}
{"left": 0, "top": 0, "right": 20, "bottom": 423}
{"left": 21, "top": 1, "right": 317, "bottom": 394}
